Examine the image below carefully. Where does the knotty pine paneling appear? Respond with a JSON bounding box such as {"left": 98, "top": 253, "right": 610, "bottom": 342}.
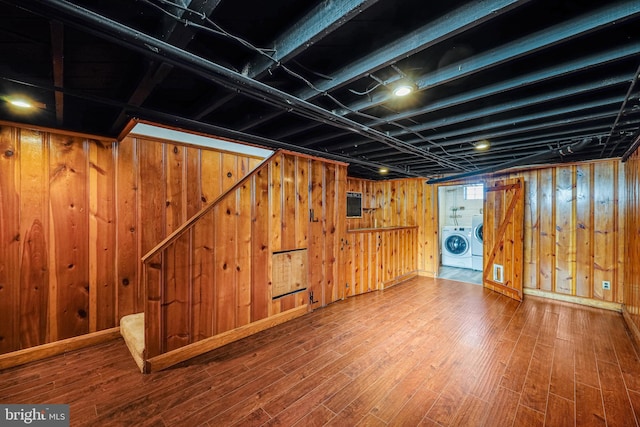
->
{"left": 0, "top": 124, "right": 262, "bottom": 355}
{"left": 624, "top": 148, "right": 640, "bottom": 334}
{"left": 0, "top": 126, "right": 21, "bottom": 354}
{"left": 516, "top": 160, "right": 624, "bottom": 303}
{"left": 431, "top": 160, "right": 626, "bottom": 303}
{"left": 346, "top": 177, "right": 437, "bottom": 278}
{"left": 344, "top": 177, "right": 424, "bottom": 296}
{"left": 143, "top": 151, "right": 347, "bottom": 358}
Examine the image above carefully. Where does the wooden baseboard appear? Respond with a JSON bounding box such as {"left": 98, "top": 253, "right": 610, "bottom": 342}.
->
{"left": 523, "top": 288, "right": 622, "bottom": 312}
{"left": 145, "top": 305, "right": 309, "bottom": 373}
{"left": 417, "top": 270, "right": 437, "bottom": 278}
{"left": 0, "top": 327, "right": 121, "bottom": 371}
{"left": 622, "top": 305, "right": 640, "bottom": 348}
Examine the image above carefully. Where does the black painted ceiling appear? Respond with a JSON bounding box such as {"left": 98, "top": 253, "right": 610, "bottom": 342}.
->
{"left": 0, "top": 0, "right": 639, "bottom": 180}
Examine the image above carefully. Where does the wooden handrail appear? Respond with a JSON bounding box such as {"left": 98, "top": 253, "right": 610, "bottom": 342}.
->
{"left": 141, "top": 150, "right": 277, "bottom": 264}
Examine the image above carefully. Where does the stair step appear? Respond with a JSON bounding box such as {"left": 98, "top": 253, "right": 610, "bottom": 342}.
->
{"left": 120, "top": 313, "right": 145, "bottom": 372}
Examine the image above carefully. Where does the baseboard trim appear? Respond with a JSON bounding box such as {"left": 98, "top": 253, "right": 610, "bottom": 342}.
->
{"left": 145, "top": 305, "right": 309, "bottom": 373}
{"left": 523, "top": 288, "right": 622, "bottom": 312}
{"left": 622, "top": 306, "right": 640, "bottom": 348}
{"left": 0, "top": 327, "right": 121, "bottom": 371}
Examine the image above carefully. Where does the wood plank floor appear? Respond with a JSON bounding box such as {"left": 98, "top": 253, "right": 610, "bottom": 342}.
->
{"left": 1, "top": 276, "right": 640, "bottom": 426}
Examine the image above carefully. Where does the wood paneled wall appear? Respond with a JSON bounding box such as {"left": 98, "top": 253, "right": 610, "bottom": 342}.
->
{"left": 624, "top": 149, "right": 640, "bottom": 334}
{"left": 515, "top": 161, "right": 625, "bottom": 303}
{"left": 0, "top": 124, "right": 261, "bottom": 355}
{"left": 345, "top": 227, "right": 418, "bottom": 296}
{"left": 143, "top": 151, "right": 347, "bottom": 357}
{"left": 432, "top": 159, "right": 626, "bottom": 304}
{"left": 345, "top": 177, "right": 438, "bottom": 279}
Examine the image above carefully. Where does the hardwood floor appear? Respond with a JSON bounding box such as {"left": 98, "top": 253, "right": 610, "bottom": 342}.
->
{"left": 1, "top": 276, "right": 639, "bottom": 426}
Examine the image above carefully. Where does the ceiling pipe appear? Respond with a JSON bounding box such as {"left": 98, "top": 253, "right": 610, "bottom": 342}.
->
{"left": 426, "top": 137, "right": 594, "bottom": 184}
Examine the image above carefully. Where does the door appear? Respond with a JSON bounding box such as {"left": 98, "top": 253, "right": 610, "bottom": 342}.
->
{"left": 483, "top": 177, "right": 524, "bottom": 301}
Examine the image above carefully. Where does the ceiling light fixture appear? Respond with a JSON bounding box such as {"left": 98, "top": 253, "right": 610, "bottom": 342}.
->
{"left": 474, "top": 140, "right": 490, "bottom": 150}
{"left": 379, "top": 167, "right": 389, "bottom": 174}
{"left": 393, "top": 85, "right": 413, "bottom": 97}
{"left": 8, "top": 98, "right": 33, "bottom": 108}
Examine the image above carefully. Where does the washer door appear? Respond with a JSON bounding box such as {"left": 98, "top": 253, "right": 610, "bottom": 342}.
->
{"left": 475, "top": 224, "right": 483, "bottom": 243}
{"left": 444, "top": 234, "right": 469, "bottom": 256}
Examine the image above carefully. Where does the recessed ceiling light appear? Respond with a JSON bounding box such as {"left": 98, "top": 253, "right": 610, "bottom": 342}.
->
{"left": 474, "top": 140, "right": 490, "bottom": 150}
{"left": 379, "top": 167, "right": 389, "bottom": 174}
{"left": 393, "top": 85, "right": 413, "bottom": 97}
{"left": 8, "top": 99, "right": 33, "bottom": 108}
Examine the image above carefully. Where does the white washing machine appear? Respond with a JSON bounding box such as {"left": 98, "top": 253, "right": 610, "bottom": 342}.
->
{"left": 441, "top": 226, "right": 473, "bottom": 269}
{"left": 471, "top": 215, "right": 483, "bottom": 271}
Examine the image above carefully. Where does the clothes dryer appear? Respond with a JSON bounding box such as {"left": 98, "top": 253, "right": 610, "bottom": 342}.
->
{"left": 471, "top": 215, "right": 483, "bottom": 271}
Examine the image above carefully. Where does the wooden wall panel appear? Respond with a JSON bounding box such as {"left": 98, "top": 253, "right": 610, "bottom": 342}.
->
{"left": 49, "top": 134, "right": 90, "bottom": 341}
{"left": 0, "top": 126, "right": 21, "bottom": 353}
{"left": 575, "top": 164, "right": 592, "bottom": 297}
{"left": 166, "top": 144, "right": 186, "bottom": 233}
{"left": 251, "top": 169, "right": 270, "bottom": 322}
{"left": 0, "top": 124, "right": 264, "bottom": 355}
{"left": 191, "top": 212, "right": 215, "bottom": 342}
{"left": 214, "top": 194, "right": 237, "bottom": 334}
{"left": 513, "top": 161, "right": 623, "bottom": 303}
{"left": 324, "top": 163, "right": 340, "bottom": 304}
{"left": 142, "top": 151, "right": 347, "bottom": 357}
{"left": 624, "top": 149, "right": 640, "bottom": 334}
{"left": 421, "top": 159, "right": 626, "bottom": 306}
{"left": 18, "top": 130, "right": 49, "bottom": 349}
{"left": 185, "top": 147, "right": 201, "bottom": 218}
{"left": 237, "top": 181, "right": 253, "bottom": 328}
{"left": 344, "top": 177, "right": 423, "bottom": 296}
{"left": 537, "top": 168, "right": 555, "bottom": 292}
{"left": 201, "top": 150, "right": 222, "bottom": 204}
{"left": 555, "top": 166, "right": 575, "bottom": 295}
{"left": 308, "top": 160, "right": 325, "bottom": 305}
{"left": 163, "top": 233, "right": 190, "bottom": 351}
{"left": 115, "top": 139, "right": 140, "bottom": 316}
{"left": 523, "top": 171, "right": 539, "bottom": 290}
{"left": 592, "top": 162, "right": 617, "bottom": 301}
{"left": 282, "top": 154, "right": 296, "bottom": 252}
{"left": 89, "top": 140, "right": 116, "bottom": 331}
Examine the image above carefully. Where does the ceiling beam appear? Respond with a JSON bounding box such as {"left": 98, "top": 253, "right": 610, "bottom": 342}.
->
{"left": 412, "top": 97, "right": 623, "bottom": 144}
{"left": 272, "top": 6, "right": 640, "bottom": 143}
{"left": 325, "top": 73, "right": 632, "bottom": 152}
{"left": 24, "top": 0, "right": 464, "bottom": 172}
{"left": 109, "top": 0, "right": 223, "bottom": 134}
{"left": 196, "top": 0, "right": 379, "bottom": 121}
{"left": 244, "top": 0, "right": 379, "bottom": 79}
{"left": 238, "top": 0, "right": 529, "bottom": 131}
{"left": 365, "top": 43, "right": 640, "bottom": 127}
{"left": 50, "top": 20, "right": 64, "bottom": 125}
{"left": 338, "top": 75, "right": 630, "bottom": 148}
{"left": 338, "top": 0, "right": 640, "bottom": 116}
{"left": 296, "top": 0, "right": 529, "bottom": 100}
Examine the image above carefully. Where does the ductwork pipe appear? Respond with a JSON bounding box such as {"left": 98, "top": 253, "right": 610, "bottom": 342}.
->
{"left": 426, "top": 137, "right": 594, "bottom": 184}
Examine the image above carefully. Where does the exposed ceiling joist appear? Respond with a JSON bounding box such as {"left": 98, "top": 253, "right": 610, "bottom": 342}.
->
{"left": 339, "top": 1, "right": 640, "bottom": 116}
{"left": 1, "top": 0, "right": 639, "bottom": 180}
{"left": 244, "top": 0, "right": 378, "bottom": 79}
